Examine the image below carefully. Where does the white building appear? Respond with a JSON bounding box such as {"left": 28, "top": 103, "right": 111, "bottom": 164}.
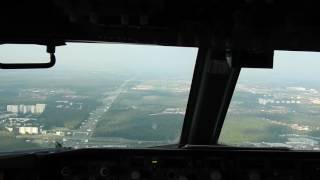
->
{"left": 22, "top": 105, "right": 28, "bottom": 114}
{"left": 5, "top": 127, "right": 13, "bottom": 132}
{"left": 7, "top": 104, "right": 46, "bottom": 114}
{"left": 30, "top": 106, "right": 36, "bottom": 113}
{"left": 55, "top": 131, "right": 65, "bottom": 136}
{"left": 18, "top": 127, "right": 39, "bottom": 135}
{"left": 35, "top": 104, "right": 46, "bottom": 114}
{"left": 7, "top": 105, "right": 19, "bottom": 113}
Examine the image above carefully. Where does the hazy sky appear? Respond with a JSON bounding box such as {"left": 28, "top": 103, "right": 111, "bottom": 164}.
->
{"left": 0, "top": 43, "right": 198, "bottom": 78}
{"left": 1, "top": 44, "right": 320, "bottom": 82}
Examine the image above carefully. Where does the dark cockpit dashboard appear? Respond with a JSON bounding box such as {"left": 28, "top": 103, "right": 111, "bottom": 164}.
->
{"left": 1, "top": 147, "right": 320, "bottom": 180}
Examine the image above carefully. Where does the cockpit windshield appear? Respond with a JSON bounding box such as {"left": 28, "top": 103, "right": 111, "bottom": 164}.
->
{"left": 0, "top": 43, "right": 198, "bottom": 151}
{"left": 220, "top": 50, "right": 320, "bottom": 150}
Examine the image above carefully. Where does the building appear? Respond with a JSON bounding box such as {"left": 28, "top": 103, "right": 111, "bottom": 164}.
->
{"left": 21, "top": 105, "right": 28, "bottom": 114}
{"left": 55, "top": 131, "right": 65, "bottom": 136}
{"left": 6, "top": 104, "right": 46, "bottom": 114}
{"left": 18, "top": 127, "right": 39, "bottom": 135}
{"left": 35, "top": 104, "right": 46, "bottom": 114}
{"left": 30, "top": 106, "right": 36, "bottom": 113}
{"left": 7, "top": 105, "right": 18, "bottom": 113}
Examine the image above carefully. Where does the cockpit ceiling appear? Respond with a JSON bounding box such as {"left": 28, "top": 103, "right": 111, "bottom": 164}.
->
{"left": 1, "top": 0, "right": 320, "bottom": 51}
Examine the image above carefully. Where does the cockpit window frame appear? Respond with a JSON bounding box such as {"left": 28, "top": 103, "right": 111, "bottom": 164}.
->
{"left": 179, "top": 47, "right": 241, "bottom": 147}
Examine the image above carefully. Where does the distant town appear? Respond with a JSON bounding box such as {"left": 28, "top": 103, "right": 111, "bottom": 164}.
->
{"left": 221, "top": 81, "right": 320, "bottom": 150}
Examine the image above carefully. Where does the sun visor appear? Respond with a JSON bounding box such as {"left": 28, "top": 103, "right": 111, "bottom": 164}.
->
{"left": 231, "top": 50, "right": 274, "bottom": 69}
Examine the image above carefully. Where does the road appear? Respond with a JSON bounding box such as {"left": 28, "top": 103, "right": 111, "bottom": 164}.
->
{"left": 63, "top": 80, "right": 131, "bottom": 148}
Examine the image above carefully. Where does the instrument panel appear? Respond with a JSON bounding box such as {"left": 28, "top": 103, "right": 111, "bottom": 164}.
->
{"left": 0, "top": 148, "right": 320, "bottom": 180}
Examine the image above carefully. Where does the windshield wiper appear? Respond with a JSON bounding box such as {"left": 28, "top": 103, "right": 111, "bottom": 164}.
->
{"left": 149, "top": 144, "right": 179, "bottom": 148}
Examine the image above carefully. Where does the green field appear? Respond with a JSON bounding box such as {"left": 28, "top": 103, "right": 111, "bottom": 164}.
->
{"left": 219, "top": 114, "right": 292, "bottom": 145}
{"left": 220, "top": 90, "right": 320, "bottom": 146}
{"left": 94, "top": 89, "right": 187, "bottom": 142}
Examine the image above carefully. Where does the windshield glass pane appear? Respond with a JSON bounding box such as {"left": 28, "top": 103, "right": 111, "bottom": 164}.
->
{"left": 219, "top": 50, "right": 320, "bottom": 150}
{"left": 0, "top": 43, "right": 197, "bottom": 151}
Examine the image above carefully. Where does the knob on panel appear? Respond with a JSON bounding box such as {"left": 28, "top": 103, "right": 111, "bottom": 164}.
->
{"left": 131, "top": 170, "right": 141, "bottom": 180}
{"left": 210, "top": 170, "right": 222, "bottom": 180}
{"left": 100, "top": 167, "right": 111, "bottom": 177}
{"left": 249, "top": 171, "right": 260, "bottom": 180}
{"left": 178, "top": 175, "right": 188, "bottom": 180}
{"left": 61, "top": 166, "right": 72, "bottom": 177}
